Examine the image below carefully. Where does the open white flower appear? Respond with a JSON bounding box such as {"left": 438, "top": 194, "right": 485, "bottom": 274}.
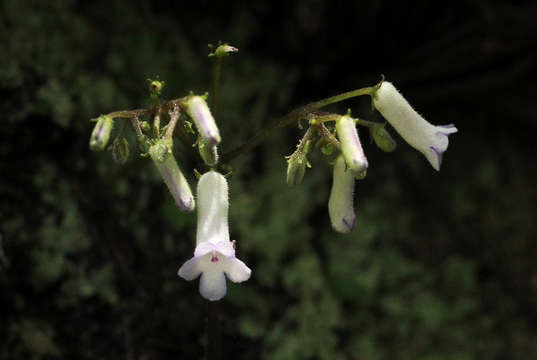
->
{"left": 178, "top": 171, "right": 251, "bottom": 301}
{"left": 373, "top": 81, "right": 458, "bottom": 171}
{"left": 328, "top": 155, "right": 356, "bottom": 234}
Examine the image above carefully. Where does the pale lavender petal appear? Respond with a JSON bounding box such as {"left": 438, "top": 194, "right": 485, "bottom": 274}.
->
{"left": 194, "top": 242, "right": 216, "bottom": 257}
{"left": 225, "top": 258, "right": 252, "bottom": 283}
{"left": 199, "top": 271, "right": 227, "bottom": 301}
{"left": 214, "top": 241, "right": 235, "bottom": 257}
{"left": 427, "top": 146, "right": 443, "bottom": 171}
{"left": 178, "top": 256, "right": 203, "bottom": 280}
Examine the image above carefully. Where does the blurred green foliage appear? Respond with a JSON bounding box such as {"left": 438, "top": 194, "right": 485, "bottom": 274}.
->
{"left": 1, "top": 1, "right": 536, "bottom": 359}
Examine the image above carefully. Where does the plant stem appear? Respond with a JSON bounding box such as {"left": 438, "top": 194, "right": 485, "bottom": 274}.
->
{"left": 211, "top": 57, "right": 223, "bottom": 117}
{"left": 206, "top": 301, "right": 221, "bottom": 360}
{"left": 165, "top": 104, "right": 180, "bottom": 140}
{"left": 309, "top": 86, "right": 375, "bottom": 109}
{"left": 221, "top": 85, "right": 375, "bottom": 163}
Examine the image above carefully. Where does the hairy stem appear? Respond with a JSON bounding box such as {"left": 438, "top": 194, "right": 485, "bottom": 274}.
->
{"left": 221, "top": 84, "right": 375, "bottom": 163}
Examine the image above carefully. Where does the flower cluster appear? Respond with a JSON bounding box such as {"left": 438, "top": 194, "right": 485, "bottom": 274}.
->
{"left": 286, "top": 80, "right": 457, "bottom": 234}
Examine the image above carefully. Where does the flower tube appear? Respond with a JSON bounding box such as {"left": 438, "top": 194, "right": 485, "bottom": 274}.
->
{"left": 178, "top": 171, "right": 251, "bottom": 301}
{"left": 328, "top": 155, "right": 356, "bottom": 234}
{"left": 373, "top": 81, "right": 458, "bottom": 171}
{"left": 149, "top": 141, "right": 195, "bottom": 212}
{"left": 335, "top": 115, "right": 368, "bottom": 179}
{"left": 186, "top": 96, "right": 221, "bottom": 146}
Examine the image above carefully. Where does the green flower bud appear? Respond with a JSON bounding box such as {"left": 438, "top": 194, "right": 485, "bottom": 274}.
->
{"left": 89, "top": 116, "right": 114, "bottom": 151}
{"left": 198, "top": 139, "right": 219, "bottom": 166}
{"left": 149, "top": 141, "right": 195, "bottom": 212}
{"left": 148, "top": 79, "right": 165, "bottom": 96}
{"left": 140, "top": 121, "right": 151, "bottom": 133}
{"left": 370, "top": 123, "right": 397, "bottom": 152}
{"left": 112, "top": 137, "right": 129, "bottom": 165}
{"left": 286, "top": 150, "right": 308, "bottom": 187}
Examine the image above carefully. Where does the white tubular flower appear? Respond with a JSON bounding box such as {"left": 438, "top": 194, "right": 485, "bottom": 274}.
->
{"left": 373, "top": 81, "right": 458, "bottom": 171}
{"left": 336, "top": 115, "right": 368, "bottom": 179}
{"left": 149, "top": 141, "right": 195, "bottom": 212}
{"left": 178, "top": 171, "right": 251, "bottom": 301}
{"left": 328, "top": 155, "right": 356, "bottom": 234}
{"left": 186, "top": 96, "right": 221, "bottom": 146}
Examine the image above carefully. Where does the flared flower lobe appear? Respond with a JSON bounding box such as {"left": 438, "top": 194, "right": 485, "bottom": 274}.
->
{"left": 373, "top": 81, "right": 458, "bottom": 171}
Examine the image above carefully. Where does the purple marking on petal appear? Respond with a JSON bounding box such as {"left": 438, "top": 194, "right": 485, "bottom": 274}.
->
{"left": 342, "top": 216, "right": 356, "bottom": 231}
{"left": 211, "top": 252, "right": 219, "bottom": 262}
{"left": 96, "top": 122, "right": 103, "bottom": 137}
{"left": 429, "top": 146, "right": 443, "bottom": 168}
{"left": 435, "top": 131, "right": 449, "bottom": 137}
{"left": 437, "top": 124, "right": 455, "bottom": 128}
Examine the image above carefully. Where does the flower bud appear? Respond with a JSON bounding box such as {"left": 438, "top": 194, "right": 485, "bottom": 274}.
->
{"left": 89, "top": 116, "right": 114, "bottom": 151}
{"left": 149, "top": 141, "right": 195, "bottom": 212}
{"left": 373, "top": 81, "right": 458, "bottom": 170}
{"left": 335, "top": 115, "right": 368, "bottom": 179}
{"left": 286, "top": 150, "right": 308, "bottom": 187}
{"left": 186, "top": 96, "right": 221, "bottom": 146}
{"left": 112, "top": 137, "right": 129, "bottom": 165}
{"left": 369, "top": 123, "right": 397, "bottom": 152}
{"left": 328, "top": 155, "right": 356, "bottom": 234}
{"left": 198, "top": 139, "right": 219, "bottom": 167}
{"left": 140, "top": 121, "right": 151, "bottom": 133}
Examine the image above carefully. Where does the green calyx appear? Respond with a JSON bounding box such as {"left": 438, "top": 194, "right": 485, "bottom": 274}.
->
{"left": 370, "top": 123, "right": 397, "bottom": 152}
{"left": 112, "top": 137, "right": 130, "bottom": 165}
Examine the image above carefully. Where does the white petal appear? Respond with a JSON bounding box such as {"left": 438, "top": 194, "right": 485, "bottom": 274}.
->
{"left": 199, "top": 270, "right": 227, "bottom": 301}
{"left": 225, "top": 258, "right": 252, "bottom": 283}
{"left": 328, "top": 155, "right": 356, "bottom": 234}
{"left": 177, "top": 256, "right": 203, "bottom": 281}
{"left": 196, "top": 171, "right": 230, "bottom": 245}
{"left": 194, "top": 241, "right": 215, "bottom": 257}
{"left": 214, "top": 240, "right": 235, "bottom": 257}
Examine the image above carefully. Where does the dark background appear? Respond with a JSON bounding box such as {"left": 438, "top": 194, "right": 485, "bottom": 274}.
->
{"left": 1, "top": 0, "right": 536, "bottom": 359}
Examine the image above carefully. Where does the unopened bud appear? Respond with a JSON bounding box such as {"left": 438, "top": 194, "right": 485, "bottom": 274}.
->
{"left": 149, "top": 141, "right": 195, "bottom": 212}
{"left": 148, "top": 79, "right": 165, "bottom": 97}
{"left": 199, "top": 139, "right": 219, "bottom": 166}
{"left": 370, "top": 123, "right": 396, "bottom": 152}
{"left": 286, "top": 150, "right": 308, "bottom": 187}
{"left": 140, "top": 121, "right": 151, "bottom": 133}
{"left": 336, "top": 115, "right": 368, "bottom": 179}
{"left": 328, "top": 155, "right": 356, "bottom": 234}
{"left": 112, "top": 137, "right": 129, "bottom": 165}
{"left": 89, "top": 116, "right": 114, "bottom": 151}
{"left": 186, "top": 96, "right": 221, "bottom": 146}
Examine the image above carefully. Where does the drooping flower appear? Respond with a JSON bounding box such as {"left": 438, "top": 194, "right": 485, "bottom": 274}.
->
{"left": 328, "top": 155, "right": 356, "bottom": 234}
{"left": 186, "top": 96, "right": 221, "bottom": 146}
{"left": 373, "top": 81, "right": 458, "bottom": 171}
{"left": 149, "top": 140, "right": 195, "bottom": 212}
{"left": 335, "top": 115, "right": 368, "bottom": 179}
{"left": 178, "top": 171, "right": 251, "bottom": 301}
